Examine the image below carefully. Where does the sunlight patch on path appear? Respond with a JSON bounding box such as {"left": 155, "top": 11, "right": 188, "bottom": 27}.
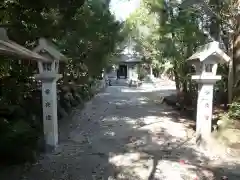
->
{"left": 109, "top": 152, "right": 152, "bottom": 180}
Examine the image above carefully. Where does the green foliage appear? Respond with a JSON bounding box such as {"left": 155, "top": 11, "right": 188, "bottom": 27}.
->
{"left": 125, "top": 1, "right": 161, "bottom": 65}
{"left": 125, "top": 0, "right": 207, "bottom": 94}
{"left": 229, "top": 100, "right": 240, "bottom": 119}
{"left": 0, "top": 0, "right": 125, "bottom": 165}
{"left": 60, "top": 2, "right": 124, "bottom": 78}
{"left": 137, "top": 65, "right": 148, "bottom": 81}
{"left": 0, "top": 118, "right": 38, "bottom": 164}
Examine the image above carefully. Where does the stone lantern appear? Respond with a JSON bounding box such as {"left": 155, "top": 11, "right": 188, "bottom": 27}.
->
{"left": 187, "top": 41, "right": 230, "bottom": 144}
{"left": 33, "top": 38, "right": 67, "bottom": 150}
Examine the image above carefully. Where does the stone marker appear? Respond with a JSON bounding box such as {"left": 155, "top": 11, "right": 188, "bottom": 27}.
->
{"left": 33, "top": 38, "right": 67, "bottom": 150}
{"left": 0, "top": 29, "right": 68, "bottom": 150}
{"left": 187, "top": 41, "right": 230, "bottom": 144}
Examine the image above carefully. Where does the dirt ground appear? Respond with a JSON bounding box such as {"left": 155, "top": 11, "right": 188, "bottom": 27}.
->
{"left": 2, "top": 82, "right": 240, "bottom": 180}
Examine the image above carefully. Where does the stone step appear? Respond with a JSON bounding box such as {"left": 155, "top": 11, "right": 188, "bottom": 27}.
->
{"left": 109, "top": 79, "right": 129, "bottom": 86}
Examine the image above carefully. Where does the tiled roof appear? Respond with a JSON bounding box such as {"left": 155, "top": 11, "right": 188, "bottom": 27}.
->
{"left": 118, "top": 54, "right": 142, "bottom": 63}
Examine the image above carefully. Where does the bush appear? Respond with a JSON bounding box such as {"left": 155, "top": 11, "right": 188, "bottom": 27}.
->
{"left": 77, "top": 84, "right": 92, "bottom": 101}
{"left": 229, "top": 100, "right": 240, "bottom": 120}
{"left": 0, "top": 78, "right": 102, "bottom": 165}
{"left": 0, "top": 118, "right": 38, "bottom": 165}
{"left": 138, "top": 68, "right": 147, "bottom": 81}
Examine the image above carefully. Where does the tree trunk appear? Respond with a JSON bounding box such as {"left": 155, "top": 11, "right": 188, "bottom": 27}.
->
{"left": 228, "top": 34, "right": 234, "bottom": 103}
{"left": 173, "top": 60, "right": 180, "bottom": 91}
{"left": 209, "top": 0, "right": 221, "bottom": 40}
{"left": 149, "top": 64, "right": 153, "bottom": 76}
{"left": 225, "top": 1, "right": 239, "bottom": 103}
{"left": 231, "top": 14, "right": 240, "bottom": 101}
{"left": 228, "top": 60, "right": 234, "bottom": 103}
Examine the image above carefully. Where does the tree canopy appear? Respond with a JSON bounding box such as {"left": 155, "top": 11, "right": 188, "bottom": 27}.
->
{"left": 0, "top": 0, "right": 125, "bottom": 164}
{"left": 125, "top": 0, "right": 240, "bottom": 145}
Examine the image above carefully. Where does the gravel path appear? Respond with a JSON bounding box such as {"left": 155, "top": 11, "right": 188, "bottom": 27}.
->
{"left": 5, "top": 82, "right": 240, "bottom": 180}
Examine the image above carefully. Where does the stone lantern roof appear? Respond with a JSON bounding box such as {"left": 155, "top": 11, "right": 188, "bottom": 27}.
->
{"left": 0, "top": 28, "right": 49, "bottom": 62}
{"left": 187, "top": 41, "right": 230, "bottom": 64}
{"left": 33, "top": 38, "right": 67, "bottom": 62}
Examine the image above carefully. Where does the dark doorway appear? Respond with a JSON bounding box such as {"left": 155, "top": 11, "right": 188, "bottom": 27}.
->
{"left": 118, "top": 64, "right": 127, "bottom": 79}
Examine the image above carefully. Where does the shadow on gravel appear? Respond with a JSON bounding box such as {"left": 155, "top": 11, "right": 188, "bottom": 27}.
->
{"left": 1, "top": 86, "right": 240, "bottom": 180}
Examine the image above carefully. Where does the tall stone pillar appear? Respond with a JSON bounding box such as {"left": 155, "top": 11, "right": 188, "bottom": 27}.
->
{"left": 35, "top": 73, "right": 61, "bottom": 149}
